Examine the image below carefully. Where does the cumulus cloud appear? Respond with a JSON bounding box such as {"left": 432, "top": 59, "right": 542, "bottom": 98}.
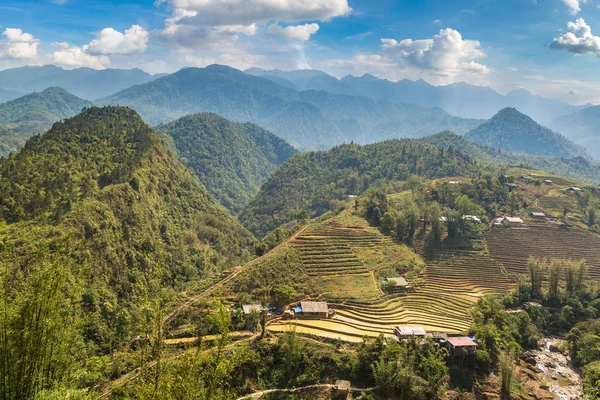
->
{"left": 268, "top": 23, "right": 319, "bottom": 41}
{"left": 87, "top": 25, "right": 149, "bottom": 55}
{"left": 551, "top": 18, "right": 600, "bottom": 56}
{"left": 381, "top": 28, "right": 490, "bottom": 77}
{"left": 323, "top": 28, "right": 490, "bottom": 84}
{"left": 158, "top": 0, "right": 349, "bottom": 49}
{"left": 0, "top": 28, "right": 40, "bottom": 59}
{"left": 50, "top": 45, "right": 110, "bottom": 69}
{"left": 563, "top": 0, "right": 589, "bottom": 15}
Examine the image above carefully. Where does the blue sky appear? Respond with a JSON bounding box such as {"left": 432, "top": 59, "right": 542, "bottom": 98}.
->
{"left": 1, "top": 0, "right": 600, "bottom": 104}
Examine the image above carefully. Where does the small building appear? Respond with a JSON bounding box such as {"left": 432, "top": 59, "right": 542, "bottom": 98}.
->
{"left": 395, "top": 326, "right": 427, "bottom": 340}
{"left": 242, "top": 304, "right": 265, "bottom": 315}
{"left": 334, "top": 380, "right": 351, "bottom": 396}
{"left": 299, "top": 301, "right": 329, "bottom": 319}
{"left": 463, "top": 215, "right": 482, "bottom": 224}
{"left": 383, "top": 277, "right": 409, "bottom": 292}
{"left": 494, "top": 216, "right": 524, "bottom": 227}
{"left": 446, "top": 337, "right": 477, "bottom": 357}
{"left": 530, "top": 212, "right": 547, "bottom": 220}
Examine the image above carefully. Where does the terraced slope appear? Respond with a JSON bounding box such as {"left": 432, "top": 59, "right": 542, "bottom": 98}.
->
{"left": 486, "top": 226, "right": 600, "bottom": 277}
{"left": 268, "top": 211, "right": 515, "bottom": 342}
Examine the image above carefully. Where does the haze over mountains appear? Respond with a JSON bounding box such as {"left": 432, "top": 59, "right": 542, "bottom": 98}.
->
{"left": 0, "top": 63, "right": 598, "bottom": 159}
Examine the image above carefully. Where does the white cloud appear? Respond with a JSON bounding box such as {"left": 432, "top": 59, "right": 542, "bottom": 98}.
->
{"left": 158, "top": 0, "right": 349, "bottom": 49}
{"left": 380, "top": 28, "right": 490, "bottom": 77}
{"left": 0, "top": 28, "right": 40, "bottom": 60}
{"left": 551, "top": 18, "right": 600, "bottom": 56}
{"left": 51, "top": 45, "right": 110, "bottom": 69}
{"left": 268, "top": 23, "right": 319, "bottom": 41}
{"left": 87, "top": 25, "right": 149, "bottom": 55}
{"left": 562, "top": 0, "right": 589, "bottom": 15}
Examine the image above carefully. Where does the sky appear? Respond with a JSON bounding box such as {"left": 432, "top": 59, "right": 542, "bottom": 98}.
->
{"left": 1, "top": 0, "right": 600, "bottom": 104}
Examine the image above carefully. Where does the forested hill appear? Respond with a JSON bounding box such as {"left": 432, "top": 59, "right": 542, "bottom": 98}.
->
{"left": 100, "top": 64, "right": 481, "bottom": 150}
{"left": 0, "top": 87, "right": 93, "bottom": 135}
{"left": 240, "top": 140, "right": 476, "bottom": 236}
{"left": 158, "top": 113, "right": 298, "bottom": 214}
{"left": 0, "top": 107, "right": 255, "bottom": 396}
{"left": 465, "top": 108, "right": 587, "bottom": 159}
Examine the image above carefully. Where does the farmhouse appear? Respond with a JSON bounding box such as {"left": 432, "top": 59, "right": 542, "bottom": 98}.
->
{"left": 529, "top": 212, "right": 547, "bottom": 220}
{"left": 298, "top": 301, "right": 329, "bottom": 319}
{"left": 446, "top": 337, "right": 477, "bottom": 357}
{"left": 383, "top": 277, "right": 409, "bottom": 292}
{"left": 494, "top": 217, "right": 524, "bottom": 227}
{"left": 242, "top": 304, "right": 265, "bottom": 315}
{"left": 394, "top": 326, "right": 427, "bottom": 340}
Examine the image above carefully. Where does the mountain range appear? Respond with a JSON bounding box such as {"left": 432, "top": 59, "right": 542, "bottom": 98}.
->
{"left": 100, "top": 64, "right": 482, "bottom": 150}
{"left": 246, "top": 68, "right": 589, "bottom": 124}
{"left": 0, "top": 65, "right": 164, "bottom": 100}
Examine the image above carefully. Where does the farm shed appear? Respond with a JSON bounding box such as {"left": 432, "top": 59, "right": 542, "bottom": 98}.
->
{"left": 529, "top": 212, "right": 547, "bottom": 220}
{"left": 299, "top": 301, "right": 329, "bottom": 319}
{"left": 394, "top": 326, "right": 427, "bottom": 340}
{"left": 383, "top": 277, "right": 409, "bottom": 292}
{"left": 242, "top": 304, "right": 265, "bottom": 315}
{"left": 446, "top": 337, "right": 477, "bottom": 357}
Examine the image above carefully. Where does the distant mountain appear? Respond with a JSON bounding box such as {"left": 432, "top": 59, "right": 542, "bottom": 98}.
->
{"left": 465, "top": 108, "right": 587, "bottom": 159}
{"left": 0, "top": 88, "right": 23, "bottom": 103}
{"left": 0, "top": 65, "right": 162, "bottom": 100}
{"left": 423, "top": 131, "right": 600, "bottom": 184}
{"left": 0, "top": 87, "right": 93, "bottom": 135}
{"left": 158, "top": 113, "right": 298, "bottom": 214}
{"left": 249, "top": 69, "right": 587, "bottom": 124}
{"left": 549, "top": 105, "right": 600, "bottom": 160}
{"left": 101, "top": 64, "right": 480, "bottom": 150}
{"left": 240, "top": 139, "right": 476, "bottom": 236}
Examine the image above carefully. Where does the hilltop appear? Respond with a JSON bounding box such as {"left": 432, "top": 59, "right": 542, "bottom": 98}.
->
{"left": 240, "top": 139, "right": 476, "bottom": 236}
{"left": 466, "top": 107, "right": 587, "bottom": 158}
{"left": 0, "top": 87, "right": 93, "bottom": 136}
{"left": 158, "top": 113, "right": 298, "bottom": 214}
{"left": 100, "top": 65, "right": 481, "bottom": 150}
{"left": 0, "top": 106, "right": 254, "bottom": 369}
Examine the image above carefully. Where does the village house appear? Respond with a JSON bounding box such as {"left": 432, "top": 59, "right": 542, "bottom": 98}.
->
{"left": 529, "top": 212, "right": 547, "bottom": 220}
{"left": 494, "top": 216, "right": 525, "bottom": 227}
{"left": 446, "top": 337, "right": 478, "bottom": 357}
{"left": 241, "top": 304, "right": 265, "bottom": 315}
{"left": 394, "top": 326, "right": 427, "bottom": 340}
{"left": 295, "top": 301, "right": 329, "bottom": 319}
{"left": 382, "top": 277, "right": 409, "bottom": 293}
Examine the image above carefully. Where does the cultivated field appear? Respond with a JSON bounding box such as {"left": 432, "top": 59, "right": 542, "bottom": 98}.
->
{"left": 486, "top": 225, "right": 600, "bottom": 278}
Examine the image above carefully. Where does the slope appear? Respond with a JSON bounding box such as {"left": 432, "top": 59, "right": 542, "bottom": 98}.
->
{"left": 550, "top": 105, "right": 600, "bottom": 160}
{"left": 0, "top": 106, "right": 255, "bottom": 357}
{"left": 157, "top": 113, "right": 298, "bottom": 214}
{"left": 466, "top": 108, "right": 587, "bottom": 158}
{"left": 0, "top": 87, "right": 93, "bottom": 135}
{"left": 0, "top": 65, "right": 162, "bottom": 100}
{"left": 240, "top": 139, "right": 476, "bottom": 236}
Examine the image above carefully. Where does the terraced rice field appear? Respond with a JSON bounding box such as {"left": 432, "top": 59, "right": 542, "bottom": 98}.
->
{"left": 269, "top": 220, "right": 514, "bottom": 342}
{"left": 486, "top": 226, "right": 600, "bottom": 278}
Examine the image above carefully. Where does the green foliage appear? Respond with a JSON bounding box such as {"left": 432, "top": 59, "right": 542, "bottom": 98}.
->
{"left": 241, "top": 140, "right": 477, "bottom": 236}
{"left": 157, "top": 113, "right": 297, "bottom": 214}
{"left": 0, "top": 87, "right": 92, "bottom": 136}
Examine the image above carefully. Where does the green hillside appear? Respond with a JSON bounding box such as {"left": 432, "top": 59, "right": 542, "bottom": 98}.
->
{"left": 158, "top": 113, "right": 297, "bottom": 214}
{"left": 0, "top": 107, "right": 254, "bottom": 398}
{"left": 466, "top": 107, "right": 587, "bottom": 158}
{"left": 0, "top": 87, "right": 93, "bottom": 135}
{"left": 240, "top": 139, "right": 476, "bottom": 236}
